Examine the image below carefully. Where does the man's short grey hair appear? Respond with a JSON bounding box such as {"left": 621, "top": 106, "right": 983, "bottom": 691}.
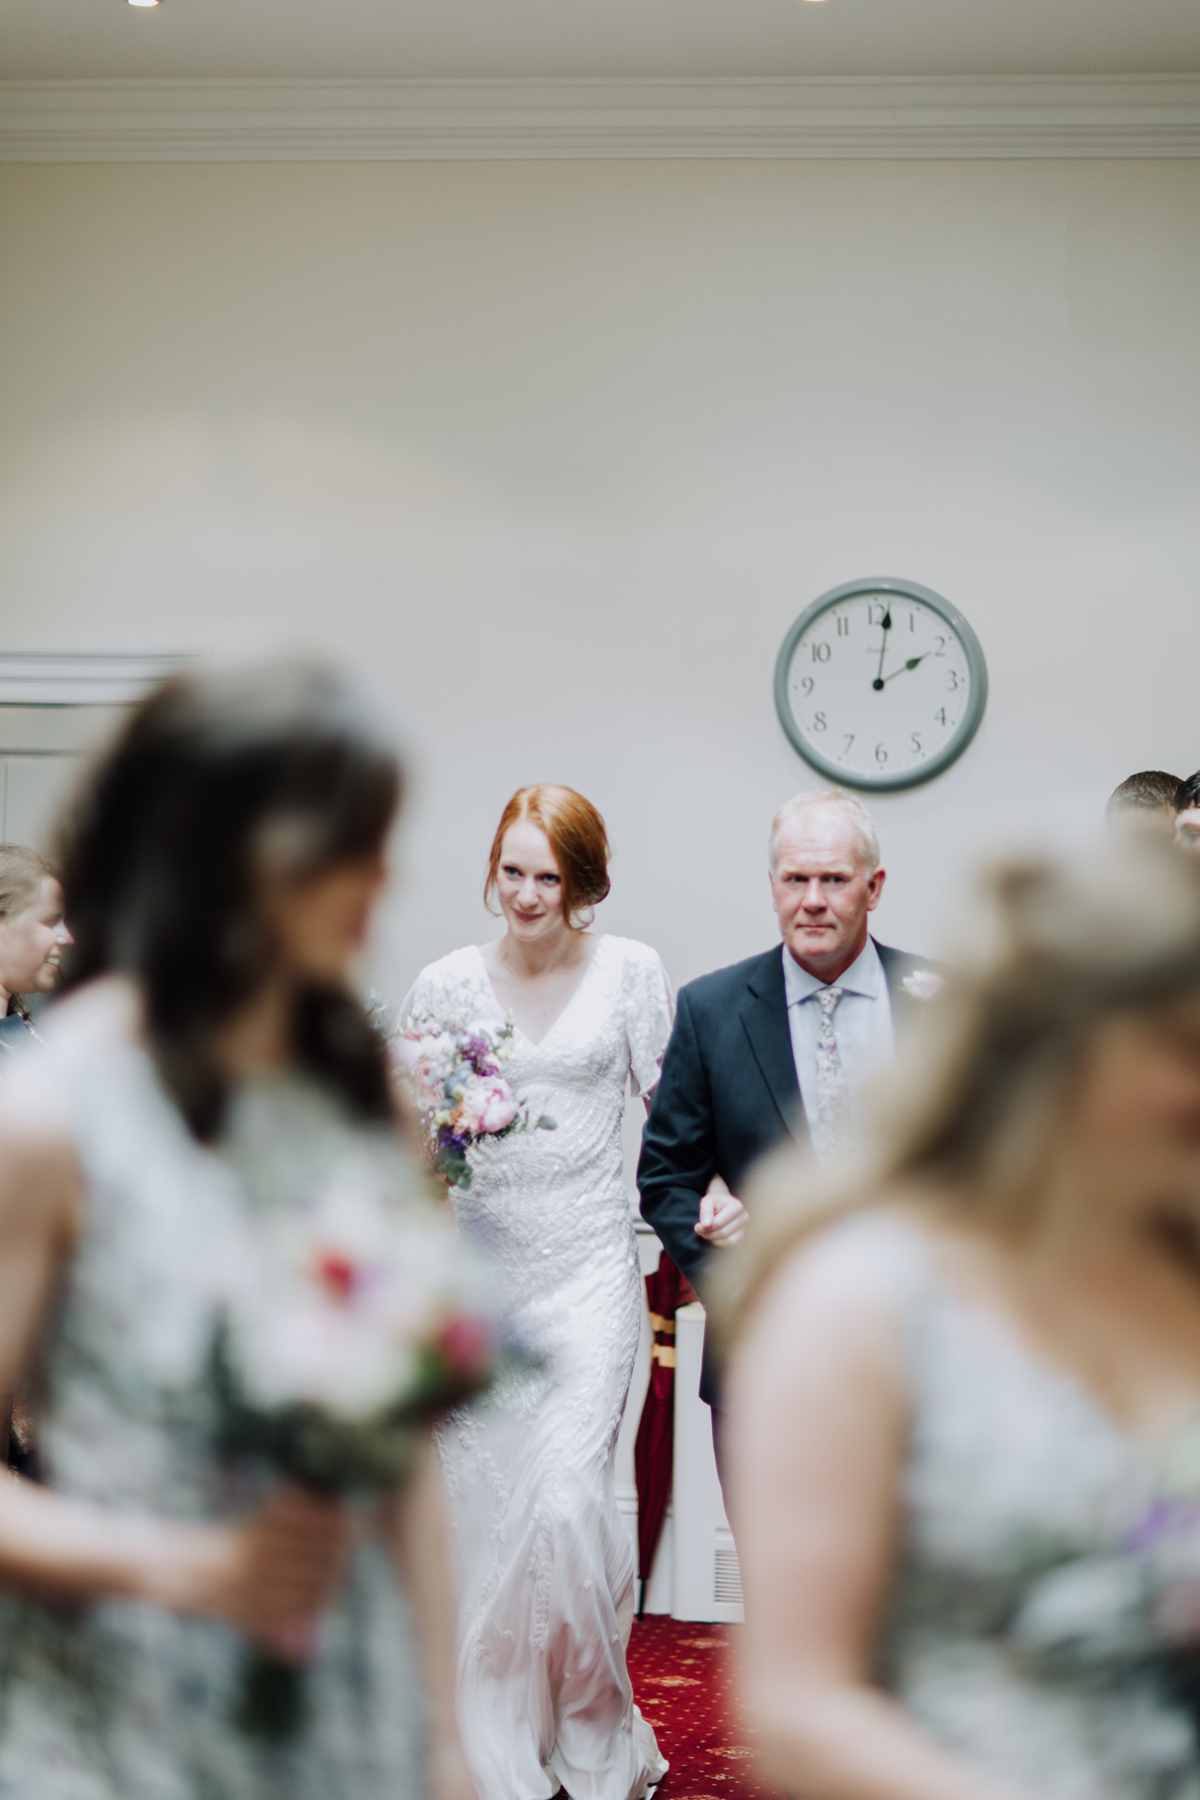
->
{"left": 768, "top": 788, "right": 881, "bottom": 875}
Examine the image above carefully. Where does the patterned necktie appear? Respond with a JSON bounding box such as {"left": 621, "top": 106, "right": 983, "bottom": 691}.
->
{"left": 813, "top": 986, "right": 852, "bottom": 1163}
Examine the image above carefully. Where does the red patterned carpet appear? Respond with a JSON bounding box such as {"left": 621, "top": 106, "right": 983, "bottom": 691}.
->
{"left": 626, "top": 1617, "right": 779, "bottom": 1800}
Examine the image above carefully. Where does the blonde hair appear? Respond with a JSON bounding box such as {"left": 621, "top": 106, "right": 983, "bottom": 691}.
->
{"left": 769, "top": 788, "right": 880, "bottom": 875}
{"left": 0, "top": 845, "right": 54, "bottom": 920}
{"left": 712, "top": 837, "right": 1200, "bottom": 1349}
{"left": 0, "top": 845, "right": 58, "bottom": 1021}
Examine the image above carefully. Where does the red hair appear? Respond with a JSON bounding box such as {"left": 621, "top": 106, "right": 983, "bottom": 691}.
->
{"left": 485, "top": 785, "right": 611, "bottom": 928}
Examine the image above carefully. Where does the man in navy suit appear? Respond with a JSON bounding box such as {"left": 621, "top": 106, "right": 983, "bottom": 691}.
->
{"left": 637, "top": 788, "right": 938, "bottom": 1436}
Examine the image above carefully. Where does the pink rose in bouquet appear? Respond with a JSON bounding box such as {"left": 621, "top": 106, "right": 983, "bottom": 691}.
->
{"left": 459, "top": 1074, "right": 520, "bottom": 1136}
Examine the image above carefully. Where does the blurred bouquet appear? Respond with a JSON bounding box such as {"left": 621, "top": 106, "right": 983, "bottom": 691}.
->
{"left": 1009, "top": 1413, "right": 1200, "bottom": 1679}
{"left": 217, "top": 1164, "right": 502, "bottom": 1739}
{"left": 1124, "top": 1418, "right": 1200, "bottom": 1647}
{"left": 367, "top": 993, "right": 555, "bottom": 1189}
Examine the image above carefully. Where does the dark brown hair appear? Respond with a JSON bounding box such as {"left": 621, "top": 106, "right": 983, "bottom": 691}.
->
{"left": 1175, "top": 771, "right": 1200, "bottom": 816}
{"left": 1105, "top": 770, "right": 1181, "bottom": 821}
{"left": 58, "top": 660, "right": 401, "bottom": 1141}
{"left": 485, "top": 785, "right": 611, "bottom": 928}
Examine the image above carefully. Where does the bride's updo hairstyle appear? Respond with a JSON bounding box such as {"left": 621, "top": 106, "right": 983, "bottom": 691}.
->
{"left": 485, "top": 785, "right": 611, "bottom": 929}
{"left": 712, "top": 836, "right": 1200, "bottom": 1346}
{"left": 58, "top": 658, "right": 401, "bottom": 1142}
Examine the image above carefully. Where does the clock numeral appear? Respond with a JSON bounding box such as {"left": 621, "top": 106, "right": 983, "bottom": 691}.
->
{"left": 934, "top": 708, "right": 947, "bottom": 726}
{"left": 842, "top": 734, "right": 855, "bottom": 755}
{"left": 875, "top": 743, "right": 888, "bottom": 766}
{"left": 946, "top": 670, "right": 959, "bottom": 691}
{"left": 812, "top": 712, "right": 827, "bottom": 733}
{"left": 867, "top": 602, "right": 887, "bottom": 625}
{"left": 800, "top": 676, "right": 814, "bottom": 696}
{"left": 911, "top": 733, "right": 923, "bottom": 755}
{"left": 811, "top": 642, "right": 832, "bottom": 664}
{"left": 836, "top": 616, "right": 850, "bottom": 637}
{"left": 934, "top": 636, "right": 946, "bottom": 656}
{"left": 909, "top": 612, "right": 917, "bottom": 632}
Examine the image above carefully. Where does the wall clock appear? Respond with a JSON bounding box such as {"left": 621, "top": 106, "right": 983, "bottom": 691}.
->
{"left": 773, "top": 577, "right": 988, "bottom": 793}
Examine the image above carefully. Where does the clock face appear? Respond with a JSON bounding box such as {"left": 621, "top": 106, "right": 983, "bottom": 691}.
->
{"left": 774, "top": 580, "right": 987, "bottom": 792}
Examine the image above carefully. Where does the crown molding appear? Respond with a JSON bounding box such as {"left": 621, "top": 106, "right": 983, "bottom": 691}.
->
{"left": 0, "top": 650, "right": 196, "bottom": 706}
{"left": 1, "top": 74, "right": 1198, "bottom": 162}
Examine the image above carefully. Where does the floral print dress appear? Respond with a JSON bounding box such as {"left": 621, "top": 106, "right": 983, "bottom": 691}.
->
{"left": 844, "top": 1212, "right": 1200, "bottom": 1799}
{"left": 0, "top": 1006, "right": 434, "bottom": 1800}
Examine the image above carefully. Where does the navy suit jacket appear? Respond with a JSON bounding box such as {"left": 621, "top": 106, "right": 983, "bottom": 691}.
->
{"left": 636, "top": 938, "right": 934, "bottom": 1403}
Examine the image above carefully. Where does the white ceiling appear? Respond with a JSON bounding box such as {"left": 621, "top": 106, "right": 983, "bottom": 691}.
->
{"left": 2, "top": 0, "right": 1198, "bottom": 84}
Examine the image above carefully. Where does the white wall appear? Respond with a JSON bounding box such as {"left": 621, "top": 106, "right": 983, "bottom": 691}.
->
{"left": 1, "top": 159, "right": 1198, "bottom": 998}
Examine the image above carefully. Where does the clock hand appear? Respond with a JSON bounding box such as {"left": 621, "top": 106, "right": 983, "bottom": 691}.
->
{"left": 871, "top": 610, "right": 893, "bottom": 691}
{"left": 882, "top": 654, "right": 931, "bottom": 684}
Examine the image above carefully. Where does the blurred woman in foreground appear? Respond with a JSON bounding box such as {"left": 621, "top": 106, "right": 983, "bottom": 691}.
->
{"left": 0, "top": 663, "right": 473, "bottom": 1800}
{"left": 725, "top": 842, "right": 1200, "bottom": 1800}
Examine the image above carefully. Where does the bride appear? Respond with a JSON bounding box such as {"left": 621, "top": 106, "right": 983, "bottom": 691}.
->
{"left": 404, "top": 784, "right": 672, "bottom": 1800}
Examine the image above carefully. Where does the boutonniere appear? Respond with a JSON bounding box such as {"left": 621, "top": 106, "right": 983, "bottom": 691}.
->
{"left": 902, "top": 970, "right": 944, "bottom": 1001}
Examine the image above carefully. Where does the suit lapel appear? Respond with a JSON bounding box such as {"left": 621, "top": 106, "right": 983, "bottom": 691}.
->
{"left": 740, "top": 950, "right": 806, "bottom": 1146}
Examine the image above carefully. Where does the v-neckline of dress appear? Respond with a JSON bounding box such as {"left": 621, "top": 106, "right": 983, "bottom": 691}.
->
{"left": 473, "top": 937, "right": 605, "bottom": 1051}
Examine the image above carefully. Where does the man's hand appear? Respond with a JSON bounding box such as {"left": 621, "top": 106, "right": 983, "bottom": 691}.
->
{"left": 695, "top": 1188, "right": 748, "bottom": 1249}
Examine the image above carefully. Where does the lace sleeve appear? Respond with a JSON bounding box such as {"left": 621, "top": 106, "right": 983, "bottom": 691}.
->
{"left": 398, "top": 976, "right": 428, "bottom": 1030}
{"left": 621, "top": 942, "right": 675, "bottom": 1098}
{"left": 399, "top": 963, "right": 451, "bottom": 1032}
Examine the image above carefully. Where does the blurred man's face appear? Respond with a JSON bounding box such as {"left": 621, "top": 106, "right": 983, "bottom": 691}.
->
{"left": 1175, "top": 809, "right": 1200, "bottom": 856}
{"left": 1109, "top": 803, "right": 1176, "bottom": 840}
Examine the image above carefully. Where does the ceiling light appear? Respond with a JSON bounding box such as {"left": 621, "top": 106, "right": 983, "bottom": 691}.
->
{"left": 127, "top": 1, "right": 161, "bottom": 8}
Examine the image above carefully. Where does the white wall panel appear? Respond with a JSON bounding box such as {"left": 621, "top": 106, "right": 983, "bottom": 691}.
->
{"left": 0, "top": 755, "right": 81, "bottom": 851}
{"left": 0, "top": 157, "right": 1196, "bottom": 999}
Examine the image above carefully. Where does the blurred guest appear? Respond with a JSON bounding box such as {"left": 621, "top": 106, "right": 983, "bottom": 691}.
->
{"left": 1175, "top": 771, "right": 1200, "bottom": 856}
{"left": 0, "top": 663, "right": 473, "bottom": 1800}
{"left": 0, "top": 846, "right": 71, "bottom": 1053}
{"left": 1106, "top": 770, "right": 1182, "bottom": 839}
{"left": 638, "top": 788, "right": 939, "bottom": 1436}
{"left": 724, "top": 840, "right": 1200, "bottom": 1800}
{"left": 0, "top": 846, "right": 68, "bottom": 1474}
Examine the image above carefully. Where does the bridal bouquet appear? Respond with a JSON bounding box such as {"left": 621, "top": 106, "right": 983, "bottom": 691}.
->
{"left": 367, "top": 994, "right": 555, "bottom": 1189}
{"left": 216, "top": 1165, "right": 500, "bottom": 1739}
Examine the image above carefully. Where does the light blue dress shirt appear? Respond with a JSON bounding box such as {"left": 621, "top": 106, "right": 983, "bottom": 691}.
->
{"left": 781, "top": 938, "right": 896, "bottom": 1130}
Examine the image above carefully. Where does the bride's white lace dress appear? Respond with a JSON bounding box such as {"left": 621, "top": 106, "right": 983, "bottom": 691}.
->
{"left": 404, "top": 935, "right": 672, "bottom": 1800}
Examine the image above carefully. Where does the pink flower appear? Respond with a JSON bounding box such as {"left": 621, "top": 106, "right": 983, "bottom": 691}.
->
{"left": 438, "top": 1313, "right": 495, "bottom": 1380}
{"left": 388, "top": 1036, "right": 422, "bottom": 1076}
{"left": 411, "top": 1056, "right": 448, "bottom": 1093}
{"left": 459, "top": 1075, "right": 519, "bottom": 1135}
{"left": 316, "top": 1253, "right": 359, "bottom": 1303}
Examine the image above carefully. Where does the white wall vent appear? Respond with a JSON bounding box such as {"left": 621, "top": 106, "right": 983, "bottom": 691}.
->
{"left": 713, "top": 1534, "right": 744, "bottom": 1609}
{"left": 672, "top": 1302, "right": 745, "bottom": 1624}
